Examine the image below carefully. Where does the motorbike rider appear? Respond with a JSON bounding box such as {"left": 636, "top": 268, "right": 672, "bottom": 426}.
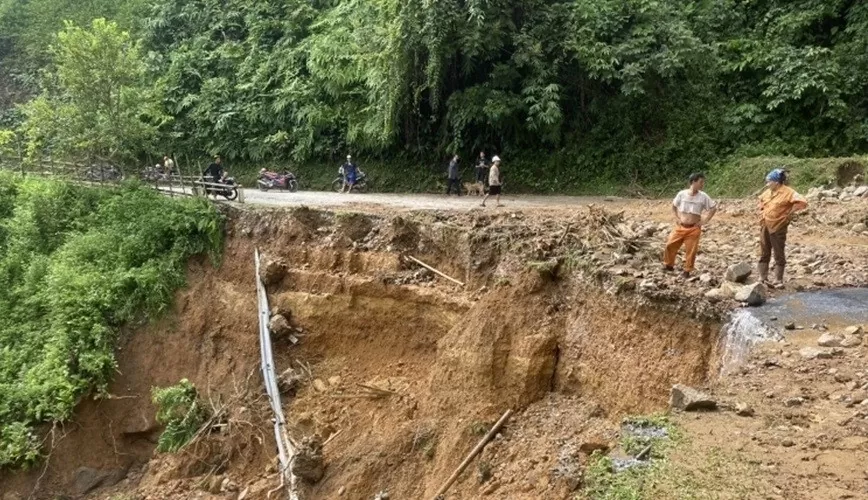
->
{"left": 340, "top": 155, "right": 358, "bottom": 193}
{"left": 203, "top": 155, "right": 225, "bottom": 196}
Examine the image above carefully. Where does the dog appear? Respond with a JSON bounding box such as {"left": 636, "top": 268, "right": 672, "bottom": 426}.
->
{"left": 464, "top": 182, "right": 484, "bottom": 196}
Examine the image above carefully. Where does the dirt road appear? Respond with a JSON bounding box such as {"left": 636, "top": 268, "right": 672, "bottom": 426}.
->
{"left": 240, "top": 189, "right": 613, "bottom": 211}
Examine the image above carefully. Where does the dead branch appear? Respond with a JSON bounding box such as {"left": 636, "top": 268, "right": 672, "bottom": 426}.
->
{"left": 406, "top": 255, "right": 465, "bottom": 287}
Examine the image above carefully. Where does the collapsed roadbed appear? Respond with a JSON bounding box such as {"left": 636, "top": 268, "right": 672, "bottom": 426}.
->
{"left": 1, "top": 195, "right": 866, "bottom": 499}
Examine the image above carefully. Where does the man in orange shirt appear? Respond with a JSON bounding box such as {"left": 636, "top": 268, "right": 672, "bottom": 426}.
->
{"left": 758, "top": 168, "right": 807, "bottom": 287}
{"left": 663, "top": 172, "right": 718, "bottom": 278}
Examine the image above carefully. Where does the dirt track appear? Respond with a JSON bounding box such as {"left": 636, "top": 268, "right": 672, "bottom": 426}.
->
{"left": 239, "top": 189, "right": 612, "bottom": 211}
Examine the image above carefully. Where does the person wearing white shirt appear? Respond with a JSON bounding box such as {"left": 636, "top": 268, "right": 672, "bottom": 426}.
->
{"left": 663, "top": 172, "right": 718, "bottom": 278}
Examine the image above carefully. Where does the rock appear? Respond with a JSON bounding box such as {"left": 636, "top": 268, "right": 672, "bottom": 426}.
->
{"left": 718, "top": 281, "right": 740, "bottom": 299}
{"left": 785, "top": 322, "right": 796, "bottom": 330}
{"left": 853, "top": 185, "right": 868, "bottom": 197}
{"left": 260, "top": 257, "right": 287, "bottom": 286}
{"left": 699, "top": 273, "right": 714, "bottom": 285}
{"left": 72, "top": 467, "right": 127, "bottom": 495}
{"left": 735, "top": 283, "right": 767, "bottom": 306}
{"left": 638, "top": 279, "right": 658, "bottom": 291}
{"left": 237, "top": 487, "right": 250, "bottom": 500}
{"left": 841, "top": 335, "right": 862, "bottom": 348}
{"left": 800, "top": 347, "right": 833, "bottom": 360}
{"left": 328, "top": 375, "right": 342, "bottom": 387}
{"left": 735, "top": 403, "right": 755, "bottom": 417}
{"left": 725, "top": 262, "right": 753, "bottom": 283}
{"left": 312, "top": 379, "right": 328, "bottom": 393}
{"left": 375, "top": 492, "right": 390, "bottom": 500}
{"left": 784, "top": 397, "right": 804, "bottom": 407}
{"left": 852, "top": 223, "right": 868, "bottom": 234}
{"left": 835, "top": 373, "right": 854, "bottom": 383}
{"left": 851, "top": 391, "right": 868, "bottom": 404}
{"left": 292, "top": 437, "right": 325, "bottom": 483}
{"left": 338, "top": 486, "right": 346, "bottom": 496}
{"left": 278, "top": 368, "right": 303, "bottom": 394}
{"left": 704, "top": 288, "right": 724, "bottom": 302}
{"left": 781, "top": 438, "right": 795, "bottom": 448}
{"left": 207, "top": 475, "right": 224, "bottom": 494}
{"left": 844, "top": 325, "right": 864, "bottom": 336}
{"left": 670, "top": 384, "right": 717, "bottom": 411}
{"left": 268, "top": 314, "right": 292, "bottom": 337}
{"left": 817, "top": 333, "right": 843, "bottom": 347}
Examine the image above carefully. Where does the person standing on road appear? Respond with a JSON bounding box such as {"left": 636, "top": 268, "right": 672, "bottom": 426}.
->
{"left": 163, "top": 154, "right": 175, "bottom": 175}
{"left": 475, "top": 151, "right": 489, "bottom": 186}
{"left": 757, "top": 168, "right": 807, "bottom": 287}
{"left": 446, "top": 155, "right": 461, "bottom": 195}
{"left": 481, "top": 156, "right": 502, "bottom": 207}
{"left": 341, "top": 155, "right": 357, "bottom": 193}
{"left": 662, "top": 172, "right": 717, "bottom": 278}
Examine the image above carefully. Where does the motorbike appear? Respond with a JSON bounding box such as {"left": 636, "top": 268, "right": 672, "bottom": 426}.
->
{"left": 140, "top": 165, "right": 175, "bottom": 183}
{"left": 203, "top": 174, "right": 239, "bottom": 201}
{"left": 331, "top": 167, "right": 369, "bottom": 193}
{"left": 82, "top": 164, "right": 124, "bottom": 182}
{"left": 257, "top": 169, "right": 298, "bottom": 192}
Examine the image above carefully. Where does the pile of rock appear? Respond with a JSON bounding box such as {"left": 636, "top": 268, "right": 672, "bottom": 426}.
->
{"left": 806, "top": 184, "right": 868, "bottom": 203}
{"left": 704, "top": 262, "right": 767, "bottom": 306}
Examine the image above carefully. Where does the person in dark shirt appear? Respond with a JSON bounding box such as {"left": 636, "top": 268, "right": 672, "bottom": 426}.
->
{"left": 341, "top": 155, "right": 357, "bottom": 193}
{"left": 446, "top": 155, "right": 461, "bottom": 195}
{"left": 203, "top": 156, "right": 224, "bottom": 196}
{"left": 475, "top": 151, "right": 489, "bottom": 186}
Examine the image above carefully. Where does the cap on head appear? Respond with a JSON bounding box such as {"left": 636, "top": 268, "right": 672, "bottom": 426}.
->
{"left": 766, "top": 168, "right": 786, "bottom": 183}
{"left": 347, "top": 155, "right": 352, "bottom": 159}
{"left": 492, "top": 155, "right": 501, "bottom": 163}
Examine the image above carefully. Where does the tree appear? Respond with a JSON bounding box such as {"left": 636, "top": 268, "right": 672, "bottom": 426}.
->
{"left": 19, "top": 18, "right": 163, "bottom": 165}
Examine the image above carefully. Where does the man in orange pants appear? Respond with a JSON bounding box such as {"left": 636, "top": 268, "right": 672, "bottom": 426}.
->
{"left": 663, "top": 172, "right": 718, "bottom": 278}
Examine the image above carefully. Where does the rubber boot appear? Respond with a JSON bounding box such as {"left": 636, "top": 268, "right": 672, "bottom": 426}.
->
{"left": 772, "top": 265, "right": 785, "bottom": 288}
{"left": 758, "top": 263, "right": 769, "bottom": 283}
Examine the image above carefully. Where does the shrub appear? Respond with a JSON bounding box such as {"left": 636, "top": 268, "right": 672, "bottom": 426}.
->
{"left": 152, "top": 379, "right": 209, "bottom": 453}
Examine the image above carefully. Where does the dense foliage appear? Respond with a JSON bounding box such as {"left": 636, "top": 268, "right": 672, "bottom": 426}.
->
{"left": 2, "top": 0, "right": 868, "bottom": 186}
{"left": 152, "top": 379, "right": 209, "bottom": 453}
{"left": 0, "top": 174, "right": 221, "bottom": 467}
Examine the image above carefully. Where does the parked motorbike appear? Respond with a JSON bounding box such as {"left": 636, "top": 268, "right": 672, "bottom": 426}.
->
{"left": 140, "top": 165, "right": 174, "bottom": 183}
{"left": 82, "top": 164, "right": 124, "bottom": 182}
{"left": 331, "top": 167, "right": 369, "bottom": 193}
{"left": 257, "top": 169, "right": 298, "bottom": 192}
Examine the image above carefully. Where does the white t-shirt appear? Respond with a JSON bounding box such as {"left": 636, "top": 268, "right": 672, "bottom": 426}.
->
{"left": 489, "top": 164, "right": 501, "bottom": 186}
{"left": 673, "top": 189, "right": 716, "bottom": 216}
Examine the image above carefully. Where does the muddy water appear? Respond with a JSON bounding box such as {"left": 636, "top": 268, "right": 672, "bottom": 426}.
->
{"left": 719, "top": 288, "right": 868, "bottom": 373}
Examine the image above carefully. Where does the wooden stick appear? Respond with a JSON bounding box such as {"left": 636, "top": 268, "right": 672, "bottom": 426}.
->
{"left": 407, "top": 255, "right": 465, "bottom": 287}
{"left": 357, "top": 383, "right": 398, "bottom": 395}
{"left": 431, "top": 409, "right": 513, "bottom": 500}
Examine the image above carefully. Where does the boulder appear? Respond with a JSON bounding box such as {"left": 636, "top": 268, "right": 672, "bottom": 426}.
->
{"left": 718, "top": 281, "right": 740, "bottom": 299}
{"left": 725, "top": 262, "right": 753, "bottom": 283}
{"left": 735, "top": 403, "right": 755, "bottom": 417}
{"left": 844, "top": 325, "right": 864, "bottom": 336}
{"left": 268, "top": 314, "right": 292, "bottom": 337}
{"left": 799, "top": 347, "right": 833, "bottom": 360}
{"left": 704, "top": 288, "right": 724, "bottom": 302}
{"left": 670, "top": 384, "right": 717, "bottom": 411}
{"left": 291, "top": 437, "right": 324, "bottom": 483}
{"left": 734, "top": 283, "right": 767, "bottom": 306}
{"left": 817, "top": 333, "right": 843, "bottom": 348}
{"left": 260, "top": 257, "right": 287, "bottom": 286}
{"left": 854, "top": 186, "right": 868, "bottom": 197}
{"left": 840, "top": 335, "right": 862, "bottom": 348}
{"left": 72, "top": 467, "right": 127, "bottom": 495}
{"left": 852, "top": 223, "right": 867, "bottom": 234}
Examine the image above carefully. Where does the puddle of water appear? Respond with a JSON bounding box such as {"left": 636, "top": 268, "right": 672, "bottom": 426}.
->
{"left": 718, "top": 288, "right": 868, "bottom": 374}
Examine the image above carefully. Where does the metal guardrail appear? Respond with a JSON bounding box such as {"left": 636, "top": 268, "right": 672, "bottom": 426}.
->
{"left": 255, "top": 249, "right": 300, "bottom": 499}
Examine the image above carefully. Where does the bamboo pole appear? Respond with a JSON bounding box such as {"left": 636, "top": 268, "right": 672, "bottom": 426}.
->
{"left": 431, "top": 409, "right": 513, "bottom": 500}
{"left": 407, "top": 255, "right": 465, "bottom": 287}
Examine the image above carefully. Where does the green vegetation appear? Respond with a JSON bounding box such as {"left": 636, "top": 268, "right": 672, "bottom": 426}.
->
{"left": 152, "top": 379, "right": 209, "bottom": 453}
{"left": 0, "top": 173, "right": 222, "bottom": 467}
{"left": 580, "top": 415, "right": 679, "bottom": 500}
{"left": 1, "top": 0, "right": 868, "bottom": 191}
